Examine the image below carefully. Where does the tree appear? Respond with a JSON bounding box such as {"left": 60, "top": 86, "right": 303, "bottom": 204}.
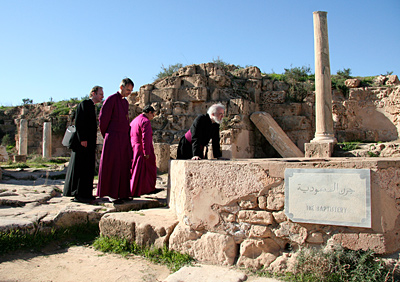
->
{"left": 155, "top": 63, "right": 183, "bottom": 79}
{"left": 22, "top": 98, "right": 33, "bottom": 105}
{"left": 283, "top": 66, "right": 313, "bottom": 102}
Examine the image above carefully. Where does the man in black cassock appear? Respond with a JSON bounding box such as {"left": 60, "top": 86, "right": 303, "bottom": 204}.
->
{"left": 63, "top": 86, "right": 104, "bottom": 203}
{"left": 177, "top": 103, "right": 227, "bottom": 160}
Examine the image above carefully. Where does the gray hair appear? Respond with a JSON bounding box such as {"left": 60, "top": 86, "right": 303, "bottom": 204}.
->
{"left": 207, "top": 103, "right": 225, "bottom": 116}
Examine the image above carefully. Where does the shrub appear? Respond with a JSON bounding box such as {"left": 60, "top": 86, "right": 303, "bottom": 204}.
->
{"left": 292, "top": 247, "right": 391, "bottom": 282}
{"left": 332, "top": 68, "right": 352, "bottom": 96}
{"left": 155, "top": 63, "right": 184, "bottom": 80}
{"left": 283, "top": 66, "right": 314, "bottom": 102}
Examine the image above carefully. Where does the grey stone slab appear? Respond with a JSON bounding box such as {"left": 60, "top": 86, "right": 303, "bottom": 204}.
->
{"left": 285, "top": 168, "right": 371, "bottom": 228}
{"left": 163, "top": 265, "right": 247, "bottom": 282}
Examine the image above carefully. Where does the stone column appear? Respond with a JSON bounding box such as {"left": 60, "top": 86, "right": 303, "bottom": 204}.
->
{"left": 18, "top": 119, "right": 28, "bottom": 155}
{"left": 42, "top": 122, "right": 52, "bottom": 158}
{"left": 311, "top": 11, "right": 336, "bottom": 144}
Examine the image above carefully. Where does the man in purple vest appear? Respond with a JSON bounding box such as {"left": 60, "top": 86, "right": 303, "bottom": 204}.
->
{"left": 177, "top": 103, "right": 226, "bottom": 160}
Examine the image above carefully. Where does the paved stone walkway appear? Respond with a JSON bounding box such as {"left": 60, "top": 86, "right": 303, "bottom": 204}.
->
{"left": 0, "top": 166, "right": 283, "bottom": 281}
{"left": 0, "top": 166, "right": 168, "bottom": 232}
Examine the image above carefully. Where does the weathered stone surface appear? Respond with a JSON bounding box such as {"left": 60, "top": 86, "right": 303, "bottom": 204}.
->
{"left": 163, "top": 265, "right": 247, "bottom": 282}
{"left": 267, "top": 253, "right": 297, "bottom": 274}
{"left": 169, "top": 160, "right": 281, "bottom": 231}
{"left": 306, "top": 231, "right": 324, "bottom": 244}
{"left": 169, "top": 223, "right": 237, "bottom": 265}
{"left": 345, "top": 78, "right": 361, "bottom": 88}
{"left": 386, "top": 75, "right": 399, "bottom": 85}
{"left": 250, "top": 112, "right": 304, "bottom": 158}
{"left": 154, "top": 143, "right": 170, "bottom": 173}
{"left": 100, "top": 208, "right": 178, "bottom": 248}
{"left": 305, "top": 142, "right": 334, "bottom": 158}
{"left": 0, "top": 145, "right": 9, "bottom": 162}
{"left": 272, "top": 221, "right": 308, "bottom": 245}
{"left": 260, "top": 91, "right": 285, "bottom": 104}
{"left": 237, "top": 238, "right": 280, "bottom": 269}
{"left": 238, "top": 210, "right": 274, "bottom": 225}
{"left": 177, "top": 87, "right": 208, "bottom": 102}
{"left": 329, "top": 232, "right": 387, "bottom": 254}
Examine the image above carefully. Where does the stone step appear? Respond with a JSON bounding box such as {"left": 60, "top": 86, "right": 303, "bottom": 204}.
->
{"left": 163, "top": 264, "right": 282, "bottom": 282}
{"left": 99, "top": 207, "right": 178, "bottom": 248}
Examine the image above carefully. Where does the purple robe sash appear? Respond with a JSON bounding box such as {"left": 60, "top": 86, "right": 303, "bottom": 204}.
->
{"left": 185, "top": 130, "right": 192, "bottom": 143}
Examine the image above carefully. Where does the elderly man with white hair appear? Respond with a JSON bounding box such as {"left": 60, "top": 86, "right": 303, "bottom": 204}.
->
{"left": 177, "top": 103, "right": 226, "bottom": 160}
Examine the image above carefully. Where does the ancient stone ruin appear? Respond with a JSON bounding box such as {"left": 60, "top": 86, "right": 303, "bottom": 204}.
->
{"left": 1, "top": 10, "right": 400, "bottom": 275}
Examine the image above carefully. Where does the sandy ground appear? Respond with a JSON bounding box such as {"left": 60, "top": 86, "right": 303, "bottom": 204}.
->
{"left": 0, "top": 246, "right": 171, "bottom": 282}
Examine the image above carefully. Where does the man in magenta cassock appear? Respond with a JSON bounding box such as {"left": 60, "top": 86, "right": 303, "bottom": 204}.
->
{"left": 97, "top": 78, "right": 134, "bottom": 203}
{"left": 130, "top": 105, "right": 157, "bottom": 197}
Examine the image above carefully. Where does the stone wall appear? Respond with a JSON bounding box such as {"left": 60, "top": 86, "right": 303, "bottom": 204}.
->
{"left": 168, "top": 158, "right": 400, "bottom": 269}
{"left": 1, "top": 64, "right": 399, "bottom": 160}
{"left": 128, "top": 63, "right": 400, "bottom": 158}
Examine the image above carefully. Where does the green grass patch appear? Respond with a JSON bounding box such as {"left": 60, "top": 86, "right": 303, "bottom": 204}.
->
{"left": 93, "top": 235, "right": 194, "bottom": 272}
{"left": 1, "top": 156, "right": 69, "bottom": 169}
{"left": 253, "top": 247, "right": 393, "bottom": 282}
{"left": 0, "top": 223, "right": 99, "bottom": 255}
{"left": 336, "top": 142, "right": 361, "bottom": 151}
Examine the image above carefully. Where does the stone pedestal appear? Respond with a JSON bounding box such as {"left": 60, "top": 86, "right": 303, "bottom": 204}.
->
{"left": 14, "top": 154, "right": 27, "bottom": 162}
{"left": 154, "top": 143, "right": 170, "bottom": 173}
{"left": 304, "top": 142, "right": 334, "bottom": 158}
{"left": 0, "top": 145, "right": 9, "bottom": 162}
{"left": 18, "top": 119, "right": 28, "bottom": 155}
{"left": 42, "top": 122, "right": 52, "bottom": 159}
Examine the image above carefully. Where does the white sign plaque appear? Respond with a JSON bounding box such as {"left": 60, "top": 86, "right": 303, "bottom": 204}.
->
{"left": 285, "top": 168, "right": 371, "bottom": 228}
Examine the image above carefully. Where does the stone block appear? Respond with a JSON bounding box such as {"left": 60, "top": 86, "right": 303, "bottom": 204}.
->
{"left": 100, "top": 208, "right": 178, "bottom": 248}
{"left": 259, "top": 91, "right": 285, "bottom": 104}
{"left": 163, "top": 265, "right": 247, "bottom": 282}
{"left": 177, "top": 65, "right": 196, "bottom": 76}
{"left": 171, "top": 101, "right": 188, "bottom": 115}
{"left": 150, "top": 88, "right": 177, "bottom": 102}
{"left": 153, "top": 76, "right": 181, "bottom": 89}
{"left": 262, "top": 78, "right": 274, "bottom": 91}
{"left": 306, "top": 232, "right": 324, "bottom": 244}
{"left": 169, "top": 160, "right": 282, "bottom": 231}
{"left": 234, "top": 66, "right": 262, "bottom": 79}
{"left": 238, "top": 210, "right": 274, "bottom": 225}
{"left": 386, "top": 75, "right": 399, "bottom": 85}
{"left": 272, "top": 221, "right": 308, "bottom": 245}
{"left": 177, "top": 87, "right": 208, "bottom": 102}
{"left": 154, "top": 143, "right": 170, "bottom": 173}
{"left": 208, "top": 75, "right": 232, "bottom": 88}
{"left": 304, "top": 142, "right": 334, "bottom": 158}
{"left": 169, "top": 223, "right": 237, "bottom": 265}
{"left": 14, "top": 155, "right": 27, "bottom": 163}
{"left": 0, "top": 146, "right": 9, "bottom": 162}
{"left": 345, "top": 78, "right": 361, "bottom": 88}
{"left": 180, "top": 74, "right": 207, "bottom": 88}
{"left": 237, "top": 238, "right": 281, "bottom": 269}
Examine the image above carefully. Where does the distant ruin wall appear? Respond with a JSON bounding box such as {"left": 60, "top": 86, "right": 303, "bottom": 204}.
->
{"left": 168, "top": 158, "right": 400, "bottom": 269}
{"left": 1, "top": 64, "right": 399, "bottom": 159}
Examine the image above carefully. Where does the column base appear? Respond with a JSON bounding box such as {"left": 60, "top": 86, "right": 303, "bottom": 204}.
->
{"left": 311, "top": 133, "right": 337, "bottom": 144}
{"left": 305, "top": 142, "right": 334, "bottom": 158}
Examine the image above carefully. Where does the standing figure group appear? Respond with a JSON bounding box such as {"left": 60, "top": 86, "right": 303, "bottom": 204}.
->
{"left": 64, "top": 77, "right": 226, "bottom": 204}
{"left": 64, "top": 78, "right": 157, "bottom": 204}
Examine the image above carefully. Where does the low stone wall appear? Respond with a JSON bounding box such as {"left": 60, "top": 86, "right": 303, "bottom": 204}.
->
{"left": 168, "top": 158, "right": 400, "bottom": 269}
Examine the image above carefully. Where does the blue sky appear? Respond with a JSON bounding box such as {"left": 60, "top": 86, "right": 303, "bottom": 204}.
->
{"left": 1, "top": 0, "right": 399, "bottom": 106}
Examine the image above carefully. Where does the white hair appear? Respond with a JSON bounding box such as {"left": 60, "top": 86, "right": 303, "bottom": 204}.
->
{"left": 207, "top": 103, "right": 225, "bottom": 116}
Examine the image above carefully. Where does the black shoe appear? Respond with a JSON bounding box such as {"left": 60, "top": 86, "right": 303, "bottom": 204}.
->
{"left": 73, "top": 196, "right": 96, "bottom": 204}
{"left": 112, "top": 199, "right": 124, "bottom": 204}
